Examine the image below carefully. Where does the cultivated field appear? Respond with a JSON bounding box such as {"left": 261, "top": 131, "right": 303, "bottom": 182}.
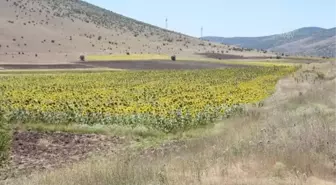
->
{"left": 0, "top": 64, "right": 296, "bottom": 134}
{"left": 0, "top": 59, "right": 295, "bottom": 176}
{"left": 1, "top": 59, "right": 335, "bottom": 185}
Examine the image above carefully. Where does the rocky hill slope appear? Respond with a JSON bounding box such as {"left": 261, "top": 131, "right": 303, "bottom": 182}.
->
{"left": 0, "top": 0, "right": 266, "bottom": 64}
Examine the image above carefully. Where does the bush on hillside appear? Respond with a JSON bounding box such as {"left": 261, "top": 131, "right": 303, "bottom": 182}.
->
{"left": 80, "top": 55, "right": 85, "bottom": 61}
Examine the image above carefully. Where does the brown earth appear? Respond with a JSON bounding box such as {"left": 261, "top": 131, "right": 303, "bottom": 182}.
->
{"left": 0, "top": 60, "right": 252, "bottom": 70}
{"left": 78, "top": 60, "right": 251, "bottom": 70}
{"left": 198, "top": 52, "right": 332, "bottom": 64}
{"left": 197, "top": 52, "right": 271, "bottom": 60}
{"left": 1, "top": 130, "right": 188, "bottom": 180}
{"left": 1, "top": 131, "right": 125, "bottom": 179}
{"left": 0, "top": 63, "right": 93, "bottom": 70}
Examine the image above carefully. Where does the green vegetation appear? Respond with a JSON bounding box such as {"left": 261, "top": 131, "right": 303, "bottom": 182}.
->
{"left": 0, "top": 111, "right": 11, "bottom": 166}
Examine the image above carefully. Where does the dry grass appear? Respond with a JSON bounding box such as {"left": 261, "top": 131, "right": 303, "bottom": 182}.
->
{"left": 2, "top": 62, "right": 336, "bottom": 185}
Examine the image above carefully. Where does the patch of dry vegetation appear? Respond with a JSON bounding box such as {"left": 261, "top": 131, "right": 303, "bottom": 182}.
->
{"left": 2, "top": 62, "right": 335, "bottom": 185}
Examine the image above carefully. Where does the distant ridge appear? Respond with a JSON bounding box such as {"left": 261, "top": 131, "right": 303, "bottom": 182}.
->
{"left": 202, "top": 27, "right": 336, "bottom": 57}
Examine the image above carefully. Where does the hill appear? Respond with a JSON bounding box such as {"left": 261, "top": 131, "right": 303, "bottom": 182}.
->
{"left": 0, "top": 0, "right": 267, "bottom": 64}
{"left": 202, "top": 27, "right": 336, "bottom": 57}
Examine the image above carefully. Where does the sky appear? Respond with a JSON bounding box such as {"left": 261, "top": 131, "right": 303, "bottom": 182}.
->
{"left": 84, "top": 0, "right": 336, "bottom": 37}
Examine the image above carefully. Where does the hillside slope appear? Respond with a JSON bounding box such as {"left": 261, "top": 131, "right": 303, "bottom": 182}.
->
{"left": 0, "top": 0, "right": 266, "bottom": 64}
{"left": 202, "top": 27, "right": 336, "bottom": 57}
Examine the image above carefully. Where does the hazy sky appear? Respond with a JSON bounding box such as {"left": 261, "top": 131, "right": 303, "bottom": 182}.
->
{"left": 85, "top": 0, "right": 336, "bottom": 37}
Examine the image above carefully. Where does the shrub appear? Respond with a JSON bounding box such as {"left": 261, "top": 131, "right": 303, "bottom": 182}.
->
{"left": 171, "top": 55, "right": 176, "bottom": 61}
{"left": 316, "top": 72, "right": 325, "bottom": 80}
{"left": 80, "top": 55, "right": 85, "bottom": 61}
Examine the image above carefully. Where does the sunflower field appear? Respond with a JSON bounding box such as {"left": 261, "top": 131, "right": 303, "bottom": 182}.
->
{"left": 0, "top": 66, "right": 296, "bottom": 133}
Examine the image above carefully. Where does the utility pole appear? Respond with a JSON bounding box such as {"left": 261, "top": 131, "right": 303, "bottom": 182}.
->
{"left": 165, "top": 18, "right": 168, "bottom": 29}
{"left": 201, "top": 26, "right": 203, "bottom": 38}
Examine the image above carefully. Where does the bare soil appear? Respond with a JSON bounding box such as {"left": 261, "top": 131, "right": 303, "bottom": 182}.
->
{"left": 0, "top": 64, "right": 93, "bottom": 70}
{"left": 0, "top": 60, "right": 251, "bottom": 70}
{"left": 283, "top": 58, "right": 329, "bottom": 64}
{"left": 1, "top": 130, "right": 188, "bottom": 179}
{"left": 79, "top": 60, "right": 250, "bottom": 70}
{"left": 197, "top": 52, "right": 271, "bottom": 60}
{"left": 1, "top": 131, "right": 124, "bottom": 179}
{"left": 198, "top": 52, "right": 330, "bottom": 64}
